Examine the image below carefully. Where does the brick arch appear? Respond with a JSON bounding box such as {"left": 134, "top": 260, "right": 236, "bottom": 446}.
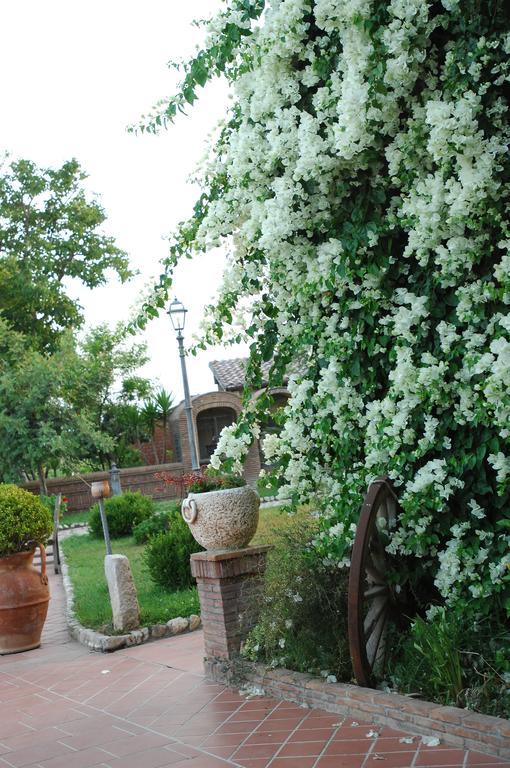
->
{"left": 169, "top": 391, "right": 242, "bottom": 469}
{"left": 193, "top": 391, "right": 242, "bottom": 417}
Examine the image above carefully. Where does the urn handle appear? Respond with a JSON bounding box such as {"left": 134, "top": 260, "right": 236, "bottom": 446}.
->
{"left": 181, "top": 498, "right": 198, "bottom": 525}
{"left": 38, "top": 544, "right": 48, "bottom": 586}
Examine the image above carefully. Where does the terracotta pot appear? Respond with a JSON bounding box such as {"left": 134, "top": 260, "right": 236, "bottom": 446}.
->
{"left": 182, "top": 486, "right": 260, "bottom": 550}
{"left": 0, "top": 546, "right": 50, "bottom": 655}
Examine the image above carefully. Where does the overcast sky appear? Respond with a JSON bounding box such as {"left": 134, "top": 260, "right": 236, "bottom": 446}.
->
{"left": 0, "top": 0, "right": 248, "bottom": 402}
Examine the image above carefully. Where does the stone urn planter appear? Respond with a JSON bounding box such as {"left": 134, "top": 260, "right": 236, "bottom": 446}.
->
{"left": 0, "top": 485, "right": 53, "bottom": 655}
{"left": 182, "top": 485, "right": 260, "bottom": 550}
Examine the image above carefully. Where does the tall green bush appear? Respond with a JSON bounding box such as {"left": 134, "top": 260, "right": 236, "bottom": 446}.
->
{"left": 388, "top": 608, "right": 510, "bottom": 718}
{"left": 144, "top": 511, "right": 202, "bottom": 591}
{"left": 89, "top": 492, "right": 153, "bottom": 539}
{"left": 132, "top": 502, "right": 181, "bottom": 544}
{"left": 243, "top": 517, "right": 351, "bottom": 681}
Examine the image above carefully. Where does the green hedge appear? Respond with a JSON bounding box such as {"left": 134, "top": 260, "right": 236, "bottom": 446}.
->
{"left": 89, "top": 492, "right": 154, "bottom": 539}
{"left": 144, "top": 509, "right": 202, "bottom": 590}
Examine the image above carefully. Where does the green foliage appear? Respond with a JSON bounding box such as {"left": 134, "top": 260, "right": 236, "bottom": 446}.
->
{"left": 388, "top": 608, "right": 510, "bottom": 718}
{"left": 243, "top": 517, "right": 352, "bottom": 682}
{"left": 0, "top": 320, "right": 152, "bottom": 487}
{"left": 0, "top": 484, "right": 53, "bottom": 556}
{"left": 89, "top": 492, "right": 154, "bottom": 539}
{"left": 74, "top": 324, "right": 153, "bottom": 469}
{"left": 144, "top": 511, "right": 202, "bottom": 590}
{"left": 132, "top": 0, "right": 510, "bottom": 626}
{"left": 132, "top": 502, "right": 180, "bottom": 544}
{"left": 40, "top": 494, "right": 68, "bottom": 519}
{"left": 0, "top": 156, "right": 131, "bottom": 353}
{"left": 154, "top": 388, "right": 174, "bottom": 464}
{"left": 187, "top": 469, "right": 246, "bottom": 493}
{"left": 139, "top": 388, "right": 175, "bottom": 465}
{"left": 0, "top": 324, "right": 112, "bottom": 492}
{"left": 133, "top": 0, "right": 266, "bottom": 136}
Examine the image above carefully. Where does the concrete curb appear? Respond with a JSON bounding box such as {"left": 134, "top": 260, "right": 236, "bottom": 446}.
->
{"left": 59, "top": 542, "right": 201, "bottom": 653}
{"left": 205, "top": 657, "right": 510, "bottom": 761}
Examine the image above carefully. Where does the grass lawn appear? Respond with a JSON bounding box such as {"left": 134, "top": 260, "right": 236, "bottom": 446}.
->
{"left": 60, "top": 501, "right": 311, "bottom": 633}
{"left": 61, "top": 534, "right": 199, "bottom": 632}
{"left": 253, "top": 503, "right": 313, "bottom": 545}
{"left": 60, "top": 508, "right": 92, "bottom": 526}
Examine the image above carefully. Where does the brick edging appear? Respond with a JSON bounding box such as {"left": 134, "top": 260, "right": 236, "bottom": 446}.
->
{"left": 205, "top": 657, "right": 510, "bottom": 760}
{"left": 59, "top": 545, "right": 201, "bottom": 652}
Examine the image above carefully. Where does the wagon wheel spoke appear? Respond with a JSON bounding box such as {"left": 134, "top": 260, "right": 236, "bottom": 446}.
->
{"left": 363, "top": 595, "right": 388, "bottom": 635}
{"left": 365, "top": 550, "right": 386, "bottom": 585}
{"left": 366, "top": 603, "right": 389, "bottom": 668}
{"left": 363, "top": 584, "right": 389, "bottom": 599}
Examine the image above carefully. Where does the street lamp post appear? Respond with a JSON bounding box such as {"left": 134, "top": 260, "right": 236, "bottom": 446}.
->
{"left": 167, "top": 297, "right": 200, "bottom": 471}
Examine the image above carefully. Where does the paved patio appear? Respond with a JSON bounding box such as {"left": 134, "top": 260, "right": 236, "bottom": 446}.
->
{"left": 0, "top": 572, "right": 507, "bottom": 768}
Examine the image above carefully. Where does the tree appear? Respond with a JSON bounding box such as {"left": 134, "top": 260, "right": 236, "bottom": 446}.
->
{"left": 154, "top": 388, "right": 175, "bottom": 463}
{"left": 137, "top": 0, "right": 510, "bottom": 623}
{"left": 73, "top": 324, "right": 153, "bottom": 469}
{"left": 0, "top": 323, "right": 111, "bottom": 494}
{"left": 0, "top": 156, "right": 131, "bottom": 352}
{"left": 141, "top": 400, "right": 160, "bottom": 465}
{"left": 0, "top": 320, "right": 155, "bottom": 489}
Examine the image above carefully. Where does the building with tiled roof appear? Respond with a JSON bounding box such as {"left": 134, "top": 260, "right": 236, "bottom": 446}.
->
{"left": 209, "top": 358, "right": 273, "bottom": 392}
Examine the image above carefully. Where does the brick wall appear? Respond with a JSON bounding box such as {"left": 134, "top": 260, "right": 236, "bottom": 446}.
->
{"left": 139, "top": 423, "right": 176, "bottom": 465}
{"left": 22, "top": 462, "right": 185, "bottom": 511}
{"left": 205, "top": 659, "right": 510, "bottom": 760}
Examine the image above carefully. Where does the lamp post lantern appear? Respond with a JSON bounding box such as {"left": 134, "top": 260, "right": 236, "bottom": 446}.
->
{"left": 168, "top": 297, "right": 200, "bottom": 471}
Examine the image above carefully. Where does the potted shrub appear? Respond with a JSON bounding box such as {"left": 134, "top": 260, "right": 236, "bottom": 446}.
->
{"left": 158, "top": 469, "right": 260, "bottom": 550}
{"left": 0, "top": 484, "right": 53, "bottom": 654}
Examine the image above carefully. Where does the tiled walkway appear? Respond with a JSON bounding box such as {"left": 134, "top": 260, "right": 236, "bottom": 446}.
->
{"left": 0, "top": 572, "right": 507, "bottom": 768}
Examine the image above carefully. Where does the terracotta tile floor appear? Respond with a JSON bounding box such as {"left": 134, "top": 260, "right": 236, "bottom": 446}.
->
{"left": 0, "top": 571, "right": 507, "bottom": 768}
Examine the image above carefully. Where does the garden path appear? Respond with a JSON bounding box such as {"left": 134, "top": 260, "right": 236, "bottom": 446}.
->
{"left": 0, "top": 571, "right": 507, "bottom": 768}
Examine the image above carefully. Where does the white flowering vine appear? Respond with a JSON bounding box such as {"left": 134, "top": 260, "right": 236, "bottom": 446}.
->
{"left": 136, "top": 0, "right": 510, "bottom": 618}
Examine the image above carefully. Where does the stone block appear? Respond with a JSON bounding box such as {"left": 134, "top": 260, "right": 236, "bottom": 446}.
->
{"left": 189, "top": 614, "right": 201, "bottom": 631}
{"left": 167, "top": 617, "right": 189, "bottom": 635}
{"left": 125, "top": 630, "right": 144, "bottom": 646}
{"left": 101, "top": 635, "right": 128, "bottom": 652}
{"left": 104, "top": 554, "right": 140, "bottom": 632}
{"left": 151, "top": 623, "right": 168, "bottom": 639}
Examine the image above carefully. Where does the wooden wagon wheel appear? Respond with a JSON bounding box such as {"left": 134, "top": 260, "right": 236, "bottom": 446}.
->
{"left": 348, "top": 476, "right": 401, "bottom": 688}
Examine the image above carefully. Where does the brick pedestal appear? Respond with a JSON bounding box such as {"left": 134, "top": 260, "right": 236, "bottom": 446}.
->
{"left": 191, "top": 546, "right": 270, "bottom": 660}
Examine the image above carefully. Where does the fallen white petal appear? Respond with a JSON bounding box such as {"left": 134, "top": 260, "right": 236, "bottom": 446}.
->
{"left": 422, "top": 736, "right": 440, "bottom": 747}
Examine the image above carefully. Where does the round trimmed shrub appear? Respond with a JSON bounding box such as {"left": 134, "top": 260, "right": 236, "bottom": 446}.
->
{"left": 133, "top": 511, "right": 169, "bottom": 544}
{"left": 0, "top": 484, "right": 53, "bottom": 557}
{"left": 89, "top": 492, "right": 154, "bottom": 539}
{"left": 144, "top": 512, "right": 202, "bottom": 590}
{"left": 132, "top": 501, "right": 182, "bottom": 544}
